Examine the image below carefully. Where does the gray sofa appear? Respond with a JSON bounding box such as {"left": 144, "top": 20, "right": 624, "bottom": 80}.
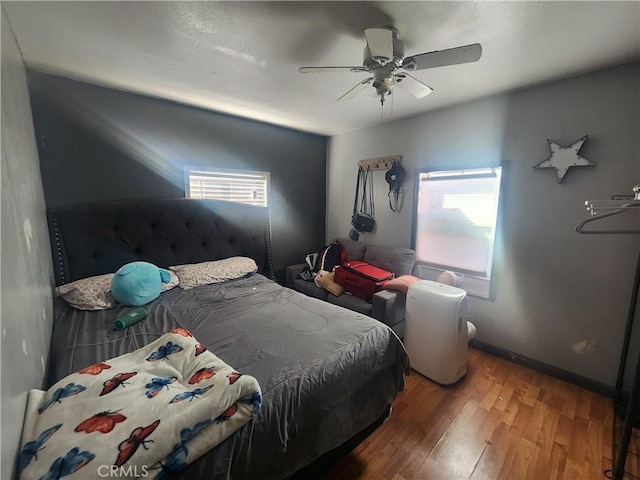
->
{"left": 285, "top": 238, "right": 416, "bottom": 338}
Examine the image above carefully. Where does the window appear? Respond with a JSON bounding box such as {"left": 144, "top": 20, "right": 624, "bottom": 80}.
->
{"left": 413, "top": 166, "right": 503, "bottom": 299}
{"left": 185, "top": 167, "right": 269, "bottom": 207}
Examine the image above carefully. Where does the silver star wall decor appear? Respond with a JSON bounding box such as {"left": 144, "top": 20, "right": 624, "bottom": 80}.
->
{"left": 533, "top": 135, "right": 595, "bottom": 183}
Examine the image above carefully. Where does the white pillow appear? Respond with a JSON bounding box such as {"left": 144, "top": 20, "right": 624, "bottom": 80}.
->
{"left": 170, "top": 257, "right": 258, "bottom": 290}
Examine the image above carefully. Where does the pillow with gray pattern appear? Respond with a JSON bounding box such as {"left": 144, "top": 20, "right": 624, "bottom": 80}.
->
{"left": 54, "top": 274, "right": 117, "bottom": 310}
{"left": 55, "top": 270, "right": 180, "bottom": 310}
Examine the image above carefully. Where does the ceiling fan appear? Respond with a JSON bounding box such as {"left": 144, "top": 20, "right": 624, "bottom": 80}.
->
{"left": 298, "top": 27, "right": 482, "bottom": 105}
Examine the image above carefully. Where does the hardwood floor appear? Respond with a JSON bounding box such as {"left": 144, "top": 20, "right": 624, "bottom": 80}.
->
{"left": 326, "top": 347, "right": 614, "bottom": 480}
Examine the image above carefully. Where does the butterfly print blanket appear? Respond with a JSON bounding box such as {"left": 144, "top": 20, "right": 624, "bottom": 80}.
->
{"left": 19, "top": 329, "right": 262, "bottom": 480}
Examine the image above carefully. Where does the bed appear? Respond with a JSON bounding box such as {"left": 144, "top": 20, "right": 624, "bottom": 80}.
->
{"left": 43, "top": 197, "right": 409, "bottom": 480}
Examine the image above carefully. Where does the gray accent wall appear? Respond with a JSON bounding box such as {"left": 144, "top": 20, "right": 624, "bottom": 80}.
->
{"left": 1, "top": 9, "right": 55, "bottom": 480}
{"left": 28, "top": 72, "right": 327, "bottom": 283}
{"left": 327, "top": 61, "right": 640, "bottom": 387}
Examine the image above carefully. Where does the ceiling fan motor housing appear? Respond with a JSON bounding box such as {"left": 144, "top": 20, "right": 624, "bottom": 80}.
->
{"left": 364, "top": 29, "right": 405, "bottom": 102}
{"left": 363, "top": 35, "right": 405, "bottom": 69}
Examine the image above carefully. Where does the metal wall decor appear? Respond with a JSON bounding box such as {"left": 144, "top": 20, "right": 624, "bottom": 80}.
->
{"left": 533, "top": 135, "right": 594, "bottom": 183}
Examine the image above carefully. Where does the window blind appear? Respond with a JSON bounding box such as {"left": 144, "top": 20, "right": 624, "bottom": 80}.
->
{"left": 415, "top": 167, "right": 501, "bottom": 277}
{"left": 186, "top": 168, "right": 269, "bottom": 207}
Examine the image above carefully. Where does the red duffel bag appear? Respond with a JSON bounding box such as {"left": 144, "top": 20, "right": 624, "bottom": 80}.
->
{"left": 334, "top": 260, "right": 394, "bottom": 302}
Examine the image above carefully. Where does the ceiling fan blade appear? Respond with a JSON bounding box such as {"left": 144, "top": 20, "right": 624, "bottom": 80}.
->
{"left": 394, "top": 73, "right": 433, "bottom": 98}
{"left": 402, "top": 43, "right": 482, "bottom": 71}
{"left": 364, "top": 28, "right": 394, "bottom": 64}
{"left": 337, "top": 77, "right": 374, "bottom": 102}
{"left": 299, "top": 66, "right": 367, "bottom": 73}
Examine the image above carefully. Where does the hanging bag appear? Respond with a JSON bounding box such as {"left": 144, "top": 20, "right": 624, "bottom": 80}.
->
{"left": 351, "top": 169, "right": 375, "bottom": 233}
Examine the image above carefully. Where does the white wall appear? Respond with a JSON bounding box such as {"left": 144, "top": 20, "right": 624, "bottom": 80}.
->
{"left": 327, "top": 61, "right": 640, "bottom": 386}
{"left": 1, "top": 8, "right": 55, "bottom": 479}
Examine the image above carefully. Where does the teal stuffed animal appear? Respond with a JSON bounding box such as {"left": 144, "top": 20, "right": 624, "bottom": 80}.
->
{"left": 111, "top": 261, "right": 171, "bottom": 306}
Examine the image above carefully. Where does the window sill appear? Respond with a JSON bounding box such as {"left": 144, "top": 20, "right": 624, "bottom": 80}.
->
{"left": 416, "top": 265, "right": 494, "bottom": 301}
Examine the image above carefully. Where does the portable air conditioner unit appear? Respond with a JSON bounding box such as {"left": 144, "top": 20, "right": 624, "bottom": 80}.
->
{"left": 404, "top": 280, "right": 469, "bottom": 385}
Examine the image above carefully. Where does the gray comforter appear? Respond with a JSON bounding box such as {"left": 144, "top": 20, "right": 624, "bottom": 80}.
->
{"left": 47, "top": 274, "right": 409, "bottom": 479}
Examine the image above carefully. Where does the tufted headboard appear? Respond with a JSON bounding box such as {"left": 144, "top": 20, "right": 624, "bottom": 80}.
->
{"left": 47, "top": 198, "right": 273, "bottom": 285}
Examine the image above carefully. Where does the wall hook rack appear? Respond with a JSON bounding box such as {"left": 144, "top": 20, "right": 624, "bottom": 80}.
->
{"left": 358, "top": 155, "right": 401, "bottom": 171}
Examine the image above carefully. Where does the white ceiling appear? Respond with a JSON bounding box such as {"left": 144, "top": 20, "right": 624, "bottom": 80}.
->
{"left": 4, "top": 1, "right": 640, "bottom": 136}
